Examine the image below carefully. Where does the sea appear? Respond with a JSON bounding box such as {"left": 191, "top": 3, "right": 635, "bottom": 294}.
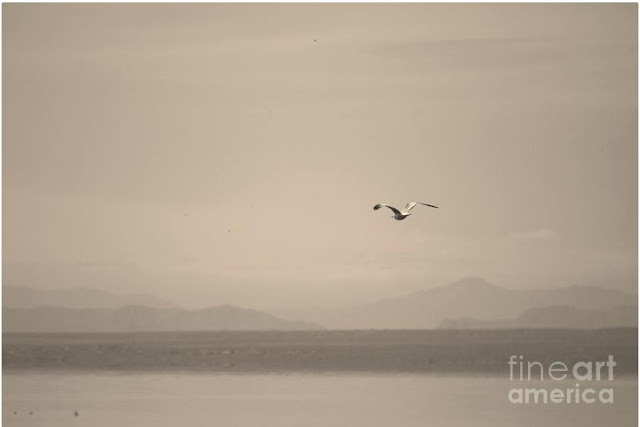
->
{"left": 3, "top": 329, "right": 638, "bottom": 426}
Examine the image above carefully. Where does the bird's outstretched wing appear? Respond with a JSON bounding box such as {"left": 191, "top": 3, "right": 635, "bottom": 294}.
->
{"left": 404, "top": 202, "right": 418, "bottom": 212}
{"left": 405, "top": 202, "right": 439, "bottom": 211}
{"left": 373, "top": 204, "right": 402, "bottom": 215}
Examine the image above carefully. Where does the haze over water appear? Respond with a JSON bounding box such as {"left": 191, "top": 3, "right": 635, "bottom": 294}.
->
{"left": 3, "top": 4, "right": 637, "bottom": 427}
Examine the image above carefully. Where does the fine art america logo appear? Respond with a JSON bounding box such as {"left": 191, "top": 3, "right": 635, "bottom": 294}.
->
{"left": 507, "top": 355, "right": 616, "bottom": 404}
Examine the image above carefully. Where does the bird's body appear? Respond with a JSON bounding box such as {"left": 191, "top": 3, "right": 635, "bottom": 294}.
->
{"left": 373, "top": 202, "right": 438, "bottom": 220}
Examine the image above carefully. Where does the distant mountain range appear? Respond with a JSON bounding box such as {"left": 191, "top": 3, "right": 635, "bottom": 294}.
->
{"left": 3, "top": 286, "right": 320, "bottom": 332}
{"left": 277, "top": 277, "right": 638, "bottom": 329}
{"left": 3, "top": 279, "right": 637, "bottom": 331}
{"left": 4, "top": 286, "right": 175, "bottom": 309}
{"left": 439, "top": 305, "right": 637, "bottom": 329}
{"left": 3, "top": 305, "right": 321, "bottom": 333}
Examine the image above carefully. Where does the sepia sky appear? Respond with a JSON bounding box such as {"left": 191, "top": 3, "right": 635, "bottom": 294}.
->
{"left": 3, "top": 4, "right": 637, "bottom": 308}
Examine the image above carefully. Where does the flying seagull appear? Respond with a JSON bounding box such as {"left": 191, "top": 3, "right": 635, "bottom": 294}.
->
{"left": 373, "top": 202, "right": 438, "bottom": 220}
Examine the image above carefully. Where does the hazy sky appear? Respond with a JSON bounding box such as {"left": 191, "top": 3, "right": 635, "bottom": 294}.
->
{"left": 3, "top": 4, "right": 637, "bottom": 308}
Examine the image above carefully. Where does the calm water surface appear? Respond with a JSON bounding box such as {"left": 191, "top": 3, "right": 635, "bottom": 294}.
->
{"left": 3, "top": 373, "right": 637, "bottom": 427}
